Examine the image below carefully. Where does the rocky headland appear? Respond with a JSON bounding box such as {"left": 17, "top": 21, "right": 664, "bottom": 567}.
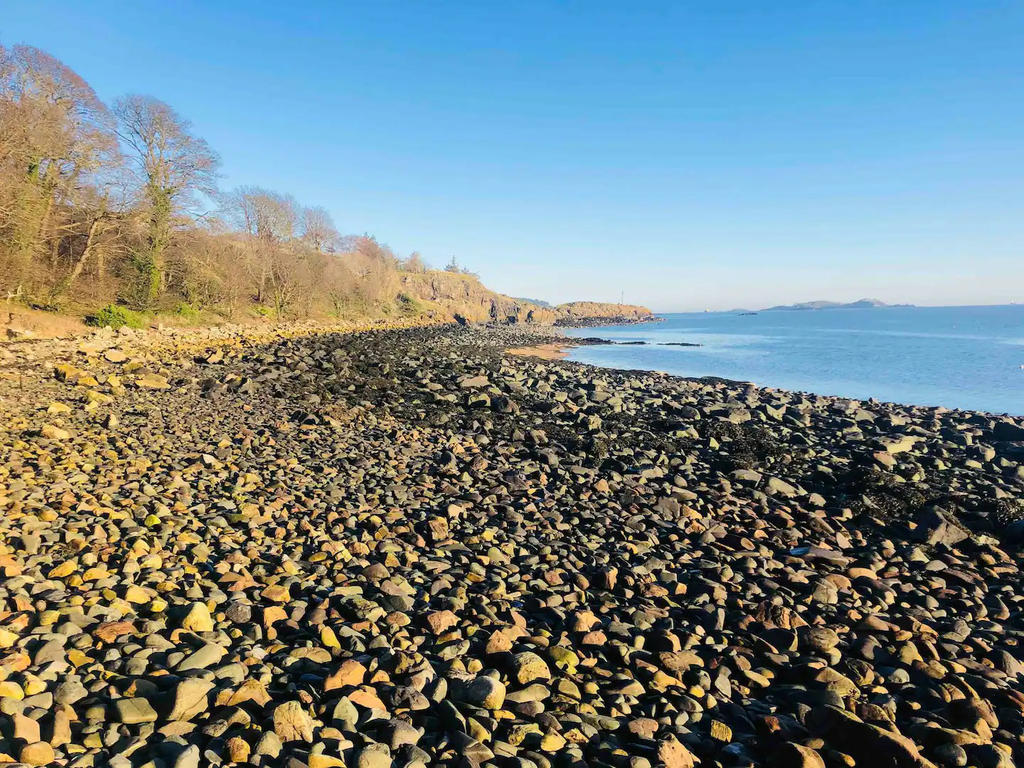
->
{"left": 0, "top": 322, "right": 1023, "bottom": 768}
{"left": 396, "top": 272, "right": 654, "bottom": 328}
{"left": 551, "top": 303, "right": 657, "bottom": 328}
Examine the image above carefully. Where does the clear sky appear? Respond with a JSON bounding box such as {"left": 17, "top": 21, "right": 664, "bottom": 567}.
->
{"left": 5, "top": 0, "right": 1023, "bottom": 310}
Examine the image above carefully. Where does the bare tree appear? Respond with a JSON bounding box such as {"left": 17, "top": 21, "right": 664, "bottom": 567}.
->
{"left": 230, "top": 186, "right": 297, "bottom": 242}
{"left": 0, "top": 41, "right": 433, "bottom": 323}
{"left": 323, "top": 255, "right": 359, "bottom": 316}
{"left": 0, "top": 44, "right": 118, "bottom": 296}
{"left": 49, "top": 193, "right": 117, "bottom": 301}
{"left": 301, "top": 205, "right": 339, "bottom": 253}
{"left": 227, "top": 186, "right": 298, "bottom": 305}
{"left": 267, "top": 246, "right": 322, "bottom": 318}
{"left": 340, "top": 235, "right": 399, "bottom": 306}
{"left": 402, "top": 251, "right": 427, "bottom": 272}
{"left": 47, "top": 148, "right": 136, "bottom": 303}
{"left": 114, "top": 94, "right": 219, "bottom": 308}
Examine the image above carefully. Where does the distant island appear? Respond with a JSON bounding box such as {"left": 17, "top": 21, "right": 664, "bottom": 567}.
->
{"left": 734, "top": 298, "right": 914, "bottom": 313}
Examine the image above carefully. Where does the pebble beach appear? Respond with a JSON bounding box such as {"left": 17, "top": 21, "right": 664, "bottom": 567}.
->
{"left": 1, "top": 322, "right": 1024, "bottom": 768}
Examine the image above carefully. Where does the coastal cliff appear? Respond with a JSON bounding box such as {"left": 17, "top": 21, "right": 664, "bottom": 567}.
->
{"left": 553, "top": 300, "right": 655, "bottom": 326}
{"left": 398, "top": 270, "right": 653, "bottom": 325}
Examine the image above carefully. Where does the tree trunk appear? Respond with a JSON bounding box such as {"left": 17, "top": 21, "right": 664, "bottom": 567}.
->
{"left": 135, "top": 188, "right": 172, "bottom": 309}
{"left": 50, "top": 216, "right": 103, "bottom": 300}
{"left": 11, "top": 185, "right": 45, "bottom": 288}
{"left": 34, "top": 165, "right": 58, "bottom": 265}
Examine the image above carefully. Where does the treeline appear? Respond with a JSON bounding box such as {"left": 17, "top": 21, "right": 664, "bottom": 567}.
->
{"left": 0, "top": 43, "right": 447, "bottom": 323}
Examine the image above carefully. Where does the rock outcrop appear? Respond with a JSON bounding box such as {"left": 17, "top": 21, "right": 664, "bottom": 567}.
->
{"left": 398, "top": 272, "right": 556, "bottom": 324}
{"left": 553, "top": 300, "right": 654, "bottom": 325}
{"left": 398, "top": 271, "right": 653, "bottom": 325}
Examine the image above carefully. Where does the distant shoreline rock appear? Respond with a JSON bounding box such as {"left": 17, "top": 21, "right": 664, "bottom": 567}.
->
{"left": 757, "top": 298, "right": 914, "bottom": 312}
{"left": 552, "top": 302, "right": 658, "bottom": 327}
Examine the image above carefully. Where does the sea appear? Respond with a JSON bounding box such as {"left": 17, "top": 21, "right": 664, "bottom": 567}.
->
{"left": 562, "top": 305, "right": 1024, "bottom": 416}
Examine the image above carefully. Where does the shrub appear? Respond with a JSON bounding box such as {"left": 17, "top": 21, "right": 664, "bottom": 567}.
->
{"left": 173, "top": 302, "right": 201, "bottom": 322}
{"left": 85, "top": 304, "right": 147, "bottom": 330}
{"left": 396, "top": 292, "right": 423, "bottom": 317}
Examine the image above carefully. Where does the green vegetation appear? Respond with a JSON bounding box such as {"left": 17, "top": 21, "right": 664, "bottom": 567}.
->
{"left": 396, "top": 292, "right": 425, "bottom": 317}
{"left": 84, "top": 304, "right": 148, "bottom": 330}
{"left": 0, "top": 42, "right": 463, "bottom": 324}
{"left": 172, "top": 302, "right": 202, "bottom": 323}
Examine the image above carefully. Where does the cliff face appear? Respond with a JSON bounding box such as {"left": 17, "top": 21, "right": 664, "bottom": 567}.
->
{"left": 554, "top": 301, "right": 654, "bottom": 325}
{"left": 397, "top": 272, "right": 556, "bottom": 324}
{"left": 397, "top": 272, "right": 653, "bottom": 326}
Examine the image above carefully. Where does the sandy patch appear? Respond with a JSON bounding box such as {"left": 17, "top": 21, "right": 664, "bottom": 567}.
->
{"left": 2, "top": 307, "right": 88, "bottom": 341}
{"left": 505, "top": 342, "right": 575, "bottom": 360}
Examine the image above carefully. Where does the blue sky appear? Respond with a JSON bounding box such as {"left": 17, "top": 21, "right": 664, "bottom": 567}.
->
{"left": 5, "top": 0, "right": 1023, "bottom": 310}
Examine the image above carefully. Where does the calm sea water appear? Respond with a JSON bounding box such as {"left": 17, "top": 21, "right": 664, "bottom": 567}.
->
{"left": 563, "top": 305, "right": 1024, "bottom": 416}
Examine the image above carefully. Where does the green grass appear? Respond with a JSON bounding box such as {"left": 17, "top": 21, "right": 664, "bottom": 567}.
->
{"left": 396, "top": 292, "right": 425, "bottom": 317}
{"left": 172, "top": 302, "right": 202, "bottom": 322}
{"left": 84, "top": 304, "right": 148, "bottom": 330}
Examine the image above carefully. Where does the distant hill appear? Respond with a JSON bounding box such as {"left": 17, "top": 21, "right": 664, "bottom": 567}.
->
{"left": 511, "top": 297, "right": 553, "bottom": 308}
{"left": 759, "top": 298, "right": 912, "bottom": 312}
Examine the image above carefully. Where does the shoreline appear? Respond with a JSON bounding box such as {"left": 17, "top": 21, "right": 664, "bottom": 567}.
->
{"left": 1, "top": 323, "right": 1023, "bottom": 768}
{"left": 560, "top": 315, "right": 1023, "bottom": 419}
